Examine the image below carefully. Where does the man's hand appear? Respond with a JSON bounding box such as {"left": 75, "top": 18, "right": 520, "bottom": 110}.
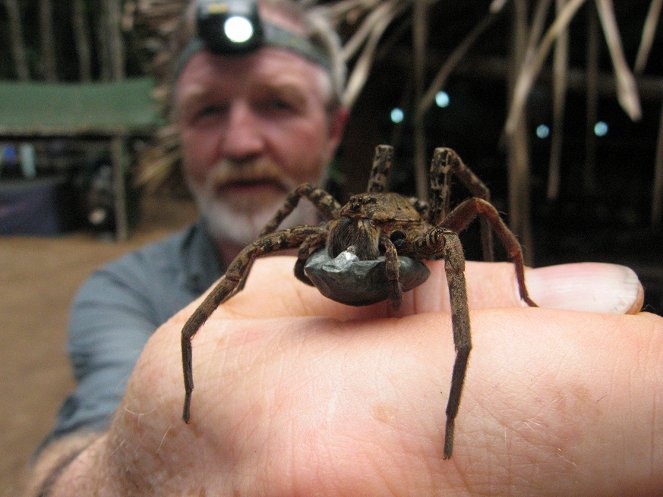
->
{"left": 54, "top": 258, "right": 662, "bottom": 496}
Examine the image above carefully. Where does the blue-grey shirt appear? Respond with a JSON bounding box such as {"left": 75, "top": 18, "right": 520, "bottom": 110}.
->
{"left": 44, "top": 220, "right": 224, "bottom": 445}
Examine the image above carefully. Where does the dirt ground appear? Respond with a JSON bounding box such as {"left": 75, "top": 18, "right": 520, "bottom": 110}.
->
{"left": 0, "top": 196, "right": 197, "bottom": 496}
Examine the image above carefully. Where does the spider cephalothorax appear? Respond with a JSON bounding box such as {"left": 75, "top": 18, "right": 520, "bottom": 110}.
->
{"left": 181, "top": 144, "right": 536, "bottom": 459}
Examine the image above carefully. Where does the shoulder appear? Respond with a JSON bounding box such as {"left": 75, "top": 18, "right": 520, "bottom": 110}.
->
{"left": 95, "top": 224, "right": 200, "bottom": 287}
{"left": 70, "top": 224, "right": 203, "bottom": 319}
{"left": 71, "top": 221, "right": 223, "bottom": 325}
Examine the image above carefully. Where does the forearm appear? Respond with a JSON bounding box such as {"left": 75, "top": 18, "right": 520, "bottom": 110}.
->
{"left": 22, "top": 432, "right": 106, "bottom": 497}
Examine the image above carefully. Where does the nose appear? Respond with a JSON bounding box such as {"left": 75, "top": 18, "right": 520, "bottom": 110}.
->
{"left": 218, "top": 101, "right": 264, "bottom": 161}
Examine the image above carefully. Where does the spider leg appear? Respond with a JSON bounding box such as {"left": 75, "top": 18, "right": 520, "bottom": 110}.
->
{"left": 440, "top": 230, "right": 471, "bottom": 459}
{"left": 232, "top": 184, "right": 340, "bottom": 293}
{"left": 182, "top": 225, "right": 327, "bottom": 423}
{"left": 442, "top": 197, "right": 537, "bottom": 307}
{"left": 414, "top": 227, "right": 471, "bottom": 459}
{"left": 366, "top": 144, "right": 394, "bottom": 193}
{"left": 429, "top": 147, "right": 494, "bottom": 262}
{"left": 380, "top": 232, "right": 402, "bottom": 308}
{"left": 294, "top": 231, "right": 328, "bottom": 285}
{"left": 258, "top": 183, "right": 341, "bottom": 237}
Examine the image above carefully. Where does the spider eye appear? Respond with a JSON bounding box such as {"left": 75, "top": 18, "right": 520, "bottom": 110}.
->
{"left": 348, "top": 199, "right": 361, "bottom": 211}
{"left": 389, "top": 230, "right": 407, "bottom": 248}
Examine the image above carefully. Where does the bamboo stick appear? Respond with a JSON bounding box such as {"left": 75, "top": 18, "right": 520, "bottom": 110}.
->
{"left": 547, "top": 0, "right": 570, "bottom": 200}
{"left": 634, "top": 0, "right": 662, "bottom": 74}
{"left": 653, "top": 102, "right": 663, "bottom": 230}
{"left": 413, "top": 0, "right": 429, "bottom": 200}
{"left": 594, "top": 0, "right": 641, "bottom": 121}
{"left": 584, "top": 5, "right": 600, "bottom": 192}
{"left": 505, "top": 0, "right": 588, "bottom": 136}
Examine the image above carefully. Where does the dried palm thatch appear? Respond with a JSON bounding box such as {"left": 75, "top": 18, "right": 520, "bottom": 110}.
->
{"left": 130, "top": 0, "right": 662, "bottom": 235}
{"left": 634, "top": 0, "right": 663, "bottom": 229}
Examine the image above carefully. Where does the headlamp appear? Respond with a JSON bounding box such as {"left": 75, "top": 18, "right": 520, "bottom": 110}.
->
{"left": 176, "top": 0, "right": 332, "bottom": 77}
{"left": 196, "top": 0, "right": 263, "bottom": 53}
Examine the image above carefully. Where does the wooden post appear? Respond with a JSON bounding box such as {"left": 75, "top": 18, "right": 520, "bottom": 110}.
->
{"left": 653, "top": 102, "right": 663, "bottom": 231}
{"left": 4, "top": 0, "right": 29, "bottom": 80}
{"left": 111, "top": 136, "right": 129, "bottom": 241}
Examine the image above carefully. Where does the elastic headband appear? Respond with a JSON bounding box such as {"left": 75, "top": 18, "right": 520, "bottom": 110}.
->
{"left": 176, "top": 1, "right": 331, "bottom": 78}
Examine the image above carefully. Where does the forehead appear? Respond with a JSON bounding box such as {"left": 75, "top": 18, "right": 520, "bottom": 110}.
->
{"left": 175, "top": 48, "right": 328, "bottom": 106}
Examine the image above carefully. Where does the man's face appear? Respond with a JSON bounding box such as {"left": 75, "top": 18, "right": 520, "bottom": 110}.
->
{"left": 175, "top": 46, "right": 345, "bottom": 248}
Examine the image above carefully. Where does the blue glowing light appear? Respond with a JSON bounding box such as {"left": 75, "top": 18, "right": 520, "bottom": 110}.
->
{"left": 536, "top": 124, "right": 550, "bottom": 139}
{"left": 435, "top": 91, "right": 450, "bottom": 108}
{"left": 594, "top": 121, "right": 609, "bottom": 137}
{"left": 390, "top": 107, "right": 404, "bottom": 124}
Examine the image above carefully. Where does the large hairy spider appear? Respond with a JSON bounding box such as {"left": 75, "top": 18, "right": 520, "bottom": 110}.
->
{"left": 181, "top": 145, "right": 536, "bottom": 459}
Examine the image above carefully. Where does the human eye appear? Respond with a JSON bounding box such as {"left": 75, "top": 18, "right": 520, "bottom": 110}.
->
{"left": 181, "top": 99, "right": 227, "bottom": 126}
{"left": 196, "top": 103, "right": 227, "bottom": 119}
{"left": 268, "top": 97, "right": 295, "bottom": 112}
{"left": 256, "top": 88, "right": 305, "bottom": 117}
{"left": 256, "top": 96, "right": 297, "bottom": 116}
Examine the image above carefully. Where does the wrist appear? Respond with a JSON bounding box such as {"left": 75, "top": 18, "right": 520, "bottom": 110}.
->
{"left": 45, "top": 435, "right": 112, "bottom": 496}
{"left": 25, "top": 433, "right": 108, "bottom": 497}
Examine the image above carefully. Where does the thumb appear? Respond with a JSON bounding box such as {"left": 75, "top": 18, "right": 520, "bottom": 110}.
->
{"left": 407, "top": 261, "right": 643, "bottom": 315}
{"left": 524, "top": 262, "right": 644, "bottom": 314}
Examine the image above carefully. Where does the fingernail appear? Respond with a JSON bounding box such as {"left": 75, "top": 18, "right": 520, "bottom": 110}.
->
{"left": 525, "top": 263, "right": 643, "bottom": 314}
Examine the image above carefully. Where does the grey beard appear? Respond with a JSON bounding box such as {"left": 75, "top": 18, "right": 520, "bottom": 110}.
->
{"left": 191, "top": 185, "right": 320, "bottom": 247}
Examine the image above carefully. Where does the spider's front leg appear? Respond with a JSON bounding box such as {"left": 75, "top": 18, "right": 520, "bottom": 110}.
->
{"left": 442, "top": 197, "right": 537, "bottom": 307}
{"left": 259, "top": 183, "right": 341, "bottom": 237}
{"left": 415, "top": 227, "right": 471, "bottom": 459}
{"left": 429, "top": 147, "right": 495, "bottom": 261}
{"left": 233, "top": 183, "right": 341, "bottom": 292}
{"left": 182, "top": 225, "right": 327, "bottom": 423}
{"left": 294, "top": 231, "right": 328, "bottom": 285}
{"left": 366, "top": 144, "right": 394, "bottom": 193}
{"left": 380, "top": 232, "right": 403, "bottom": 308}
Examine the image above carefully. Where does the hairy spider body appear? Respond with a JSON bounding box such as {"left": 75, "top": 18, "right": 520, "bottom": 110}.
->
{"left": 181, "top": 145, "right": 536, "bottom": 459}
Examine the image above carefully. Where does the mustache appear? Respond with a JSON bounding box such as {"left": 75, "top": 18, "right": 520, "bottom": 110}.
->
{"left": 207, "top": 159, "right": 294, "bottom": 191}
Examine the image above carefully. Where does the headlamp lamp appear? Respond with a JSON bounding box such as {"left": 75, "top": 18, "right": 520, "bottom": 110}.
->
{"left": 177, "top": 0, "right": 332, "bottom": 77}
{"left": 197, "top": 0, "right": 263, "bottom": 53}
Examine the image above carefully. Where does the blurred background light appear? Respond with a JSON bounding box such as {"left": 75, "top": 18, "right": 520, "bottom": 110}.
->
{"left": 390, "top": 107, "right": 404, "bottom": 124}
{"left": 435, "top": 91, "right": 450, "bottom": 108}
{"left": 536, "top": 124, "right": 550, "bottom": 139}
{"left": 594, "top": 120, "right": 609, "bottom": 137}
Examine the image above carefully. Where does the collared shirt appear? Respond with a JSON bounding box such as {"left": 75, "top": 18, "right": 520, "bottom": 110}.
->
{"left": 43, "top": 220, "right": 224, "bottom": 445}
